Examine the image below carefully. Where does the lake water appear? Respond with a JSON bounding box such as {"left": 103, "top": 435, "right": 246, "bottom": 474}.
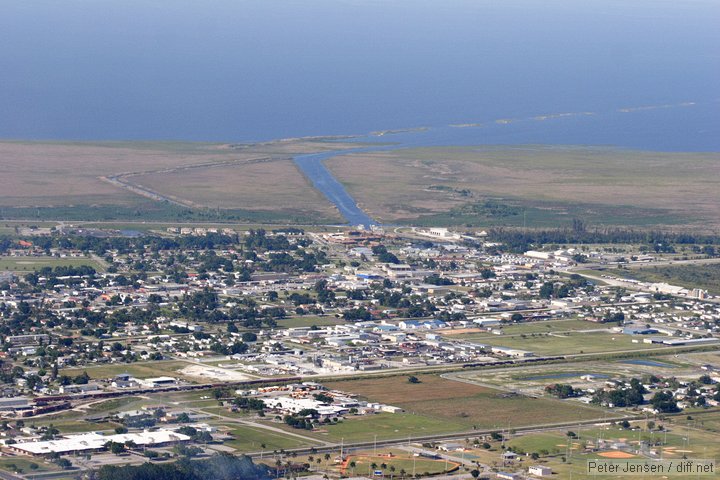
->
{"left": 1, "top": 0, "right": 718, "bottom": 151}
{"left": 620, "top": 359, "right": 676, "bottom": 368}
{"left": 522, "top": 372, "right": 609, "bottom": 381}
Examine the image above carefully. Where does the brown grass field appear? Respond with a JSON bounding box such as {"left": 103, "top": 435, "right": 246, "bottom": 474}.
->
{"left": 0, "top": 139, "right": 359, "bottom": 222}
{"left": 325, "top": 374, "right": 616, "bottom": 430}
{"left": 0, "top": 141, "right": 234, "bottom": 206}
{"left": 325, "top": 146, "right": 720, "bottom": 228}
{"left": 132, "top": 158, "right": 338, "bottom": 218}
{"left": 5, "top": 140, "right": 719, "bottom": 228}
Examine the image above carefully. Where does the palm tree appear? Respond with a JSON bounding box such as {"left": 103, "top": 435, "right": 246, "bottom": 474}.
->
{"left": 390, "top": 465, "right": 396, "bottom": 480}
{"left": 349, "top": 460, "right": 357, "bottom": 476}
{"left": 399, "top": 468, "right": 407, "bottom": 479}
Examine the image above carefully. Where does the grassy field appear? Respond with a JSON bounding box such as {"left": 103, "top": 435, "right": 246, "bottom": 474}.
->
{"left": 326, "top": 146, "right": 720, "bottom": 228}
{"left": 224, "top": 425, "right": 312, "bottom": 452}
{"left": 445, "top": 319, "right": 597, "bottom": 338}
{"left": 458, "top": 331, "right": 669, "bottom": 355}
{"left": 38, "top": 420, "right": 121, "bottom": 434}
{"left": 132, "top": 158, "right": 341, "bottom": 223}
{"left": 0, "top": 458, "right": 61, "bottom": 475}
{"left": 329, "top": 449, "right": 457, "bottom": 477}
{"left": 309, "top": 412, "right": 466, "bottom": 443}
{"left": 60, "top": 360, "right": 194, "bottom": 382}
{"left": 605, "top": 263, "right": 720, "bottom": 295}
{"left": 0, "top": 256, "right": 104, "bottom": 272}
{"left": 455, "top": 417, "right": 720, "bottom": 479}
{"left": 0, "top": 139, "right": 361, "bottom": 223}
{"left": 325, "top": 374, "right": 614, "bottom": 434}
{"left": 276, "top": 316, "right": 346, "bottom": 328}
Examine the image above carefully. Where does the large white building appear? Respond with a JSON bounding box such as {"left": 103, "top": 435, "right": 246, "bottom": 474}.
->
{"left": 264, "top": 396, "right": 347, "bottom": 417}
{"left": 6, "top": 430, "right": 190, "bottom": 456}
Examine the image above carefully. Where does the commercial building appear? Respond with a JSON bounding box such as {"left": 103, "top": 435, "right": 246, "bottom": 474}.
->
{"left": 6, "top": 430, "right": 190, "bottom": 456}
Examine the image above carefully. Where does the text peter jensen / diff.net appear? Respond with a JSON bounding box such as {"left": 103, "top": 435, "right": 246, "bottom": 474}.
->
{"left": 588, "top": 459, "right": 715, "bottom": 476}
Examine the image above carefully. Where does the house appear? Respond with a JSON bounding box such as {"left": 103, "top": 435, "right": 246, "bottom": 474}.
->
{"left": 529, "top": 465, "right": 552, "bottom": 476}
{"left": 502, "top": 451, "right": 518, "bottom": 461}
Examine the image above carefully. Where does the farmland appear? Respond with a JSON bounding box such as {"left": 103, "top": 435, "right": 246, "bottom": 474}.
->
{"left": 325, "top": 146, "right": 720, "bottom": 228}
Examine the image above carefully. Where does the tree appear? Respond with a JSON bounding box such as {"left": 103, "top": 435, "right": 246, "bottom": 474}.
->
{"left": 106, "top": 441, "right": 126, "bottom": 455}
{"left": 651, "top": 391, "right": 680, "bottom": 413}
{"left": 73, "top": 371, "right": 90, "bottom": 384}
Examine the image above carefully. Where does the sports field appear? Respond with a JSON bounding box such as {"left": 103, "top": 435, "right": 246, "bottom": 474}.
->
{"left": 455, "top": 417, "right": 720, "bottom": 479}
{"left": 333, "top": 449, "right": 457, "bottom": 477}
{"left": 0, "top": 256, "right": 104, "bottom": 272}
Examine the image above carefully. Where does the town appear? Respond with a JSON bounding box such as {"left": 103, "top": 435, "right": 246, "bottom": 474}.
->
{"left": 0, "top": 223, "right": 718, "bottom": 479}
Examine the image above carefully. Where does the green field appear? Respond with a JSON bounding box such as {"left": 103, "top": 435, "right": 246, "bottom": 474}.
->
{"left": 605, "top": 263, "right": 720, "bottom": 295}
{"left": 60, "top": 360, "right": 195, "bottom": 382}
{"left": 458, "top": 417, "right": 720, "bottom": 479}
{"left": 0, "top": 255, "right": 104, "bottom": 272}
{"left": 276, "top": 316, "right": 347, "bottom": 328}
{"left": 0, "top": 458, "right": 61, "bottom": 475}
{"left": 459, "top": 331, "right": 670, "bottom": 356}
{"left": 309, "top": 412, "right": 466, "bottom": 443}
{"left": 324, "top": 374, "right": 615, "bottom": 436}
{"left": 447, "top": 319, "right": 598, "bottom": 339}
{"left": 37, "top": 420, "right": 120, "bottom": 434}
{"left": 331, "top": 449, "right": 457, "bottom": 477}
{"left": 224, "top": 425, "right": 313, "bottom": 452}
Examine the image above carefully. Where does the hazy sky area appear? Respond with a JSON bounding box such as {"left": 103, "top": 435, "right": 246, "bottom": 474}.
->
{"left": 0, "top": 0, "right": 718, "bottom": 146}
